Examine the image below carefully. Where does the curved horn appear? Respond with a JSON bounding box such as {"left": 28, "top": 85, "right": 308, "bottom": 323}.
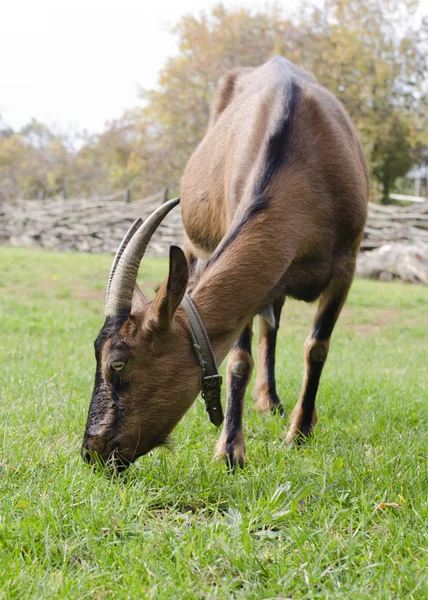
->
{"left": 105, "top": 197, "right": 180, "bottom": 317}
{"left": 106, "top": 217, "right": 143, "bottom": 303}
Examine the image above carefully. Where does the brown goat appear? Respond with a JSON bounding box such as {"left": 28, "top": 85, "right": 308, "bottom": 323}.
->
{"left": 82, "top": 56, "right": 368, "bottom": 469}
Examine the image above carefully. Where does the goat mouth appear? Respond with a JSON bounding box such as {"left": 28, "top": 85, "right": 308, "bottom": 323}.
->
{"left": 108, "top": 445, "right": 132, "bottom": 472}
{"left": 108, "top": 456, "right": 131, "bottom": 473}
{"left": 81, "top": 442, "right": 132, "bottom": 472}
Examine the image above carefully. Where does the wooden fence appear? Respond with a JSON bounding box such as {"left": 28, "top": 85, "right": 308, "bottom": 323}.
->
{"left": 361, "top": 201, "right": 428, "bottom": 250}
{"left": 1, "top": 191, "right": 427, "bottom": 283}
{"left": 0, "top": 190, "right": 183, "bottom": 257}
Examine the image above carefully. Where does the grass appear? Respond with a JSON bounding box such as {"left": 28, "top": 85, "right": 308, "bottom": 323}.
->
{"left": 0, "top": 246, "right": 427, "bottom": 599}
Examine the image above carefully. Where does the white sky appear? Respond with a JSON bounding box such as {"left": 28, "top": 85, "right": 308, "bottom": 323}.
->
{"left": 0, "top": 0, "right": 301, "bottom": 135}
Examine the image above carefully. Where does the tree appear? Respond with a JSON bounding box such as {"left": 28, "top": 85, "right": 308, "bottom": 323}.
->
{"left": 0, "top": 115, "right": 13, "bottom": 139}
{"left": 120, "top": 0, "right": 427, "bottom": 202}
{"left": 118, "top": 5, "right": 299, "bottom": 197}
{"left": 1, "top": 1, "right": 427, "bottom": 203}
{"left": 0, "top": 119, "right": 76, "bottom": 200}
{"left": 292, "top": 0, "right": 428, "bottom": 202}
{"left": 372, "top": 116, "right": 413, "bottom": 202}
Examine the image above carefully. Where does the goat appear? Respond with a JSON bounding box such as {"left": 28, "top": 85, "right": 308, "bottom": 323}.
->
{"left": 82, "top": 56, "right": 368, "bottom": 469}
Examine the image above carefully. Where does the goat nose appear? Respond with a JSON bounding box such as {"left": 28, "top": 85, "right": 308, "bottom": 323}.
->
{"left": 81, "top": 446, "right": 95, "bottom": 464}
{"left": 81, "top": 439, "right": 106, "bottom": 465}
{"left": 82, "top": 438, "right": 131, "bottom": 471}
{"left": 81, "top": 435, "right": 108, "bottom": 464}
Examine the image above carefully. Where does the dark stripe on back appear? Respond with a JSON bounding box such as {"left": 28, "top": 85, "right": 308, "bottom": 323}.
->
{"left": 255, "top": 79, "right": 300, "bottom": 198}
{"left": 205, "top": 79, "right": 300, "bottom": 268}
{"left": 205, "top": 193, "right": 268, "bottom": 268}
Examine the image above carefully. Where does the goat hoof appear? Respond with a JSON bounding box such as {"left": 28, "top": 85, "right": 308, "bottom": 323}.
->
{"left": 225, "top": 442, "right": 245, "bottom": 469}
{"left": 214, "top": 436, "right": 245, "bottom": 469}
{"left": 254, "top": 390, "right": 283, "bottom": 415}
{"left": 271, "top": 402, "right": 285, "bottom": 417}
{"left": 285, "top": 424, "right": 313, "bottom": 447}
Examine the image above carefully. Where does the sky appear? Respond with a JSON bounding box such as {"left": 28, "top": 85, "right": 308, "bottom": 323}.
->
{"left": 0, "top": 0, "right": 300, "bottom": 135}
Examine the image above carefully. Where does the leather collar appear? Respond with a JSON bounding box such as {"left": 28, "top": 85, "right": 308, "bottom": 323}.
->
{"left": 181, "top": 294, "right": 224, "bottom": 427}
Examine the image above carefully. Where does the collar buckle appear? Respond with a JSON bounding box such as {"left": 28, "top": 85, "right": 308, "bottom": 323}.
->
{"left": 201, "top": 374, "right": 224, "bottom": 427}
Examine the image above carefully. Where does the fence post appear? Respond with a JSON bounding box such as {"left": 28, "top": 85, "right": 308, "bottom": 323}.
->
{"left": 61, "top": 188, "right": 67, "bottom": 199}
{"left": 162, "top": 187, "right": 169, "bottom": 203}
{"left": 38, "top": 190, "right": 45, "bottom": 201}
{"left": 124, "top": 188, "right": 131, "bottom": 203}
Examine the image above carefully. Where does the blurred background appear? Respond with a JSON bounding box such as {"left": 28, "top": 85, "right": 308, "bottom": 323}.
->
{"left": 1, "top": 0, "right": 427, "bottom": 204}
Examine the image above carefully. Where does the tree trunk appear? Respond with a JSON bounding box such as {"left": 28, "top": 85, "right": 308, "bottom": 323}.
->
{"left": 381, "top": 175, "right": 390, "bottom": 205}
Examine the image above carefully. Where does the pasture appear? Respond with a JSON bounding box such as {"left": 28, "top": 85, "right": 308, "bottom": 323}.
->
{"left": 0, "top": 246, "right": 427, "bottom": 599}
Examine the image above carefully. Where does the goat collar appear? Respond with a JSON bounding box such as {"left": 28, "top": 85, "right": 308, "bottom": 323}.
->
{"left": 181, "top": 294, "right": 224, "bottom": 427}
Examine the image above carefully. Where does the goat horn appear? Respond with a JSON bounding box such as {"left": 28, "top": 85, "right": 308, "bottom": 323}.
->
{"left": 106, "top": 217, "right": 143, "bottom": 303}
{"left": 105, "top": 197, "right": 180, "bottom": 317}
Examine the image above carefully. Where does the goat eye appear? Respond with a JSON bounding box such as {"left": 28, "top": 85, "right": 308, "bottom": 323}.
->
{"left": 111, "top": 361, "right": 126, "bottom": 372}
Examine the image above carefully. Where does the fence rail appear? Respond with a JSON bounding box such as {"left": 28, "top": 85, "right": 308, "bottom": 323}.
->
{"left": 1, "top": 192, "right": 427, "bottom": 283}
{"left": 0, "top": 189, "right": 183, "bottom": 256}
{"left": 389, "top": 193, "right": 427, "bottom": 203}
{"left": 361, "top": 201, "right": 428, "bottom": 251}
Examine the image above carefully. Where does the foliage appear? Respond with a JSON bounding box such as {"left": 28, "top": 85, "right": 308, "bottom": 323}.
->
{"left": 0, "top": 119, "right": 74, "bottom": 200}
{"left": 0, "top": 1, "right": 427, "bottom": 202}
{"left": 116, "top": 0, "right": 428, "bottom": 201}
{"left": 132, "top": 6, "right": 298, "bottom": 195}
{"left": 294, "top": 0, "right": 428, "bottom": 202}
{"left": 372, "top": 117, "right": 414, "bottom": 202}
{"left": 0, "top": 247, "right": 427, "bottom": 598}
{"left": 0, "top": 116, "right": 13, "bottom": 139}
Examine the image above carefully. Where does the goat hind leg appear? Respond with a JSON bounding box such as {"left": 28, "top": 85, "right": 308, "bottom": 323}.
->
{"left": 215, "top": 323, "right": 253, "bottom": 468}
{"left": 286, "top": 280, "right": 352, "bottom": 446}
{"left": 253, "top": 296, "right": 285, "bottom": 414}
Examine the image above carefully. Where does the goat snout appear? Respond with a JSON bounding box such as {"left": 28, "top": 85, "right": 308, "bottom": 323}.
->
{"left": 81, "top": 436, "right": 130, "bottom": 471}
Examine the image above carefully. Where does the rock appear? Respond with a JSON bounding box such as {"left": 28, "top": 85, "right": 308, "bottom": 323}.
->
{"left": 357, "top": 242, "right": 428, "bottom": 285}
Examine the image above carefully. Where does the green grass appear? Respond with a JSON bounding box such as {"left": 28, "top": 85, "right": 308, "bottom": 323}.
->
{"left": 0, "top": 246, "right": 427, "bottom": 599}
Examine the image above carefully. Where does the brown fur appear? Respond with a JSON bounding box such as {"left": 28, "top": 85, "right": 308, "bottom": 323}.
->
{"left": 83, "top": 56, "right": 368, "bottom": 468}
{"left": 181, "top": 57, "right": 367, "bottom": 460}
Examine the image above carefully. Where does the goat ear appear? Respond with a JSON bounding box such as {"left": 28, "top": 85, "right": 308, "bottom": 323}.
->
{"left": 131, "top": 285, "right": 147, "bottom": 315}
{"left": 149, "top": 246, "right": 189, "bottom": 330}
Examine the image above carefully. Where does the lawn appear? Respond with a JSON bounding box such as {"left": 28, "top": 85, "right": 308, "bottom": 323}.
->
{"left": 0, "top": 246, "right": 427, "bottom": 599}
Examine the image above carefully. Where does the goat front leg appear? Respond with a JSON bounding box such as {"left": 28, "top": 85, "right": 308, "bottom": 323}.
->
{"left": 215, "top": 323, "right": 253, "bottom": 468}
{"left": 286, "top": 281, "right": 351, "bottom": 445}
{"left": 253, "top": 296, "right": 285, "bottom": 414}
